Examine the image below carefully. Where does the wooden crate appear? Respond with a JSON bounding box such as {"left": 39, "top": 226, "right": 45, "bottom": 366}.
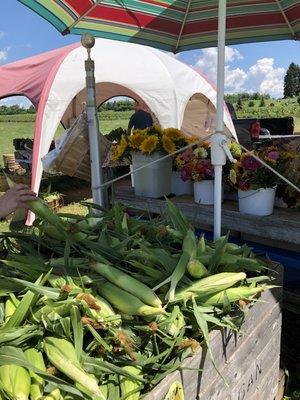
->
{"left": 145, "top": 267, "right": 282, "bottom": 400}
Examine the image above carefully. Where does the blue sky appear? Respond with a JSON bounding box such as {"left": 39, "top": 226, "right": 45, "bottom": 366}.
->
{"left": 1, "top": 0, "right": 300, "bottom": 106}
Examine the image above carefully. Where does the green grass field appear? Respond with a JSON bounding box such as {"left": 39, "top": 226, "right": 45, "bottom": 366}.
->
{"left": 0, "top": 110, "right": 132, "bottom": 166}
{"left": 0, "top": 102, "right": 299, "bottom": 166}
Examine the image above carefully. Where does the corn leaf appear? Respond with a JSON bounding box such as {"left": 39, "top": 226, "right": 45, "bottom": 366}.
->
{"left": 71, "top": 306, "right": 83, "bottom": 360}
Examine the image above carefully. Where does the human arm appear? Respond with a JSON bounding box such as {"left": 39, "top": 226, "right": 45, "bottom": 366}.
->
{"left": 0, "top": 184, "right": 37, "bottom": 219}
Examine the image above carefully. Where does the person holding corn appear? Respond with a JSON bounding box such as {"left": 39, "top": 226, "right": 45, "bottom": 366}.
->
{"left": 0, "top": 184, "right": 37, "bottom": 220}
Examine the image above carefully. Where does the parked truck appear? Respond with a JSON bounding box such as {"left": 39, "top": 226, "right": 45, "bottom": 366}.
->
{"left": 226, "top": 102, "right": 294, "bottom": 147}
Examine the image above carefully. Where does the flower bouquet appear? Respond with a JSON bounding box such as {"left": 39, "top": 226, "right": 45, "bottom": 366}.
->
{"left": 112, "top": 126, "right": 191, "bottom": 198}
{"left": 227, "top": 142, "right": 295, "bottom": 216}
{"left": 174, "top": 142, "right": 215, "bottom": 204}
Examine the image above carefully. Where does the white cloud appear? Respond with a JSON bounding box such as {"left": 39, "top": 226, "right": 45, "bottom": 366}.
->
{"left": 248, "top": 58, "right": 285, "bottom": 98}
{"left": 0, "top": 49, "right": 8, "bottom": 63}
{"left": 192, "top": 47, "right": 285, "bottom": 97}
{"left": 194, "top": 47, "right": 247, "bottom": 92}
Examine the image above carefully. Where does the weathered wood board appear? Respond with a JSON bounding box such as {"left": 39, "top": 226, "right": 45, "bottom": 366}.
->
{"left": 144, "top": 281, "right": 282, "bottom": 400}
{"left": 114, "top": 182, "right": 300, "bottom": 248}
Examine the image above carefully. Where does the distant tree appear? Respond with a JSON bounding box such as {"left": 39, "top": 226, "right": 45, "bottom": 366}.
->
{"left": 248, "top": 100, "right": 255, "bottom": 107}
{"left": 27, "top": 105, "right": 36, "bottom": 114}
{"left": 297, "top": 96, "right": 300, "bottom": 105}
{"left": 252, "top": 92, "right": 260, "bottom": 100}
{"left": 284, "top": 62, "right": 300, "bottom": 98}
{"left": 236, "top": 97, "right": 243, "bottom": 110}
{"left": 259, "top": 97, "right": 266, "bottom": 107}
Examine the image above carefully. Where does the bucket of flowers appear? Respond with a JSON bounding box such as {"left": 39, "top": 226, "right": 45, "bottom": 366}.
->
{"left": 112, "top": 126, "right": 191, "bottom": 198}
{"left": 175, "top": 142, "right": 215, "bottom": 204}
{"left": 227, "top": 142, "right": 295, "bottom": 216}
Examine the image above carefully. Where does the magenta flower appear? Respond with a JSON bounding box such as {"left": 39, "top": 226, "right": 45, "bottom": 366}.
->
{"left": 182, "top": 148, "right": 194, "bottom": 162}
{"left": 181, "top": 167, "right": 191, "bottom": 182}
{"left": 241, "top": 155, "right": 261, "bottom": 171}
{"left": 267, "top": 151, "right": 279, "bottom": 161}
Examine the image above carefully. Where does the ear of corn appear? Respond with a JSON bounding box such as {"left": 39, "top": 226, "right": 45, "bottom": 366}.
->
{"left": 44, "top": 337, "right": 106, "bottom": 400}
{"left": 26, "top": 199, "right": 66, "bottom": 232}
{"left": 99, "top": 282, "right": 165, "bottom": 317}
{"left": 24, "top": 348, "right": 46, "bottom": 400}
{"left": 197, "top": 285, "right": 267, "bottom": 306}
{"left": 120, "top": 366, "right": 142, "bottom": 400}
{"left": 173, "top": 272, "right": 246, "bottom": 302}
{"left": 187, "top": 260, "right": 209, "bottom": 279}
{"left": 4, "top": 295, "right": 20, "bottom": 322}
{"left": 0, "top": 364, "right": 31, "bottom": 400}
{"left": 91, "top": 262, "right": 162, "bottom": 308}
{"left": 166, "top": 230, "right": 197, "bottom": 301}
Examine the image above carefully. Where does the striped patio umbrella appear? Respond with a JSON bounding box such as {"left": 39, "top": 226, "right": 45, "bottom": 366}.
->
{"left": 18, "top": 0, "right": 300, "bottom": 52}
{"left": 17, "top": 0, "right": 300, "bottom": 237}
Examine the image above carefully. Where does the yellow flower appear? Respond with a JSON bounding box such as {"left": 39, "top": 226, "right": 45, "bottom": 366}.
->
{"left": 112, "top": 135, "right": 127, "bottom": 160}
{"left": 175, "top": 154, "right": 185, "bottom": 168}
{"left": 163, "top": 128, "right": 182, "bottom": 140}
{"left": 162, "top": 135, "right": 176, "bottom": 154}
{"left": 140, "top": 135, "right": 159, "bottom": 154}
{"left": 186, "top": 136, "right": 198, "bottom": 144}
{"left": 233, "top": 161, "right": 241, "bottom": 173}
{"left": 128, "top": 132, "right": 146, "bottom": 149}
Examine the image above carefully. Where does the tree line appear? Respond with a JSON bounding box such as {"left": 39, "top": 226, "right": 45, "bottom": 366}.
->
{"left": 0, "top": 99, "right": 135, "bottom": 115}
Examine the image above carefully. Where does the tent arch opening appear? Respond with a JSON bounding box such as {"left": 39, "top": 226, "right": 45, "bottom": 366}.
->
{"left": 61, "top": 82, "right": 159, "bottom": 131}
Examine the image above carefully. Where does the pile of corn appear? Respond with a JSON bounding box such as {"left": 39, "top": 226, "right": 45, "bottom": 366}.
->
{"left": 0, "top": 198, "right": 274, "bottom": 399}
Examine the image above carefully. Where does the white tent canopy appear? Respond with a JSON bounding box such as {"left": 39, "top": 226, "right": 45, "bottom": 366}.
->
{"left": 0, "top": 38, "right": 236, "bottom": 197}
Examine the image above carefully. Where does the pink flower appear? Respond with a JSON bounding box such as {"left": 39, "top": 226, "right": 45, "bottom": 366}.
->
{"left": 181, "top": 167, "right": 191, "bottom": 182}
{"left": 241, "top": 155, "right": 261, "bottom": 171}
{"left": 182, "top": 148, "right": 194, "bottom": 162}
{"left": 267, "top": 151, "right": 279, "bottom": 161}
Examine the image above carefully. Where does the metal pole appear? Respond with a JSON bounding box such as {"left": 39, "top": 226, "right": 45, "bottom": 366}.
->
{"left": 81, "top": 33, "right": 107, "bottom": 208}
{"left": 211, "top": 0, "right": 227, "bottom": 240}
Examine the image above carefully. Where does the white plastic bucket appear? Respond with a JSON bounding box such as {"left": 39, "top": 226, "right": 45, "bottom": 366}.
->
{"left": 132, "top": 152, "right": 172, "bottom": 198}
{"left": 194, "top": 180, "right": 214, "bottom": 205}
{"left": 171, "top": 171, "right": 193, "bottom": 196}
{"left": 238, "top": 187, "right": 276, "bottom": 216}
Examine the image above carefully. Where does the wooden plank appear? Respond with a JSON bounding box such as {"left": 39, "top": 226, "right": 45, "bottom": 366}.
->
{"left": 249, "top": 357, "right": 281, "bottom": 400}
{"left": 196, "top": 308, "right": 281, "bottom": 400}
{"left": 145, "top": 294, "right": 281, "bottom": 400}
{"left": 201, "top": 330, "right": 281, "bottom": 400}
{"left": 274, "top": 369, "right": 285, "bottom": 400}
{"left": 115, "top": 183, "right": 300, "bottom": 246}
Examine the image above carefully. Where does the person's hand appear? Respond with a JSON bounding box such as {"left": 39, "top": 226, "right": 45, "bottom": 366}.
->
{"left": 0, "top": 184, "right": 37, "bottom": 219}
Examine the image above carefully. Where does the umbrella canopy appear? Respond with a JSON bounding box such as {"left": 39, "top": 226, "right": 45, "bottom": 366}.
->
{"left": 18, "top": 0, "right": 300, "bottom": 52}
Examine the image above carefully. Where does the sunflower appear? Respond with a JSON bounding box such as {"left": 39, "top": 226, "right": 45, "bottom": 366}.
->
{"left": 140, "top": 135, "right": 159, "bottom": 154}
{"left": 128, "top": 132, "right": 146, "bottom": 149}
{"left": 162, "top": 135, "right": 176, "bottom": 154}
{"left": 163, "top": 128, "right": 183, "bottom": 140}
{"left": 112, "top": 135, "right": 128, "bottom": 160}
{"left": 174, "top": 154, "right": 185, "bottom": 168}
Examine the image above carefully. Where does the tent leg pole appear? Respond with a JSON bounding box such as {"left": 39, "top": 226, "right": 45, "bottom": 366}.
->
{"left": 212, "top": 0, "right": 227, "bottom": 240}
{"left": 82, "top": 34, "right": 107, "bottom": 209}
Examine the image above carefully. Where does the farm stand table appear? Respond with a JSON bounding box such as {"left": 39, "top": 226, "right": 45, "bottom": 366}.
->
{"left": 114, "top": 180, "right": 300, "bottom": 252}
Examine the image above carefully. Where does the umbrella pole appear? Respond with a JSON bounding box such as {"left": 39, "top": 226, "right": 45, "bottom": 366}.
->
{"left": 211, "top": 0, "right": 227, "bottom": 240}
{"left": 81, "top": 34, "right": 107, "bottom": 209}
